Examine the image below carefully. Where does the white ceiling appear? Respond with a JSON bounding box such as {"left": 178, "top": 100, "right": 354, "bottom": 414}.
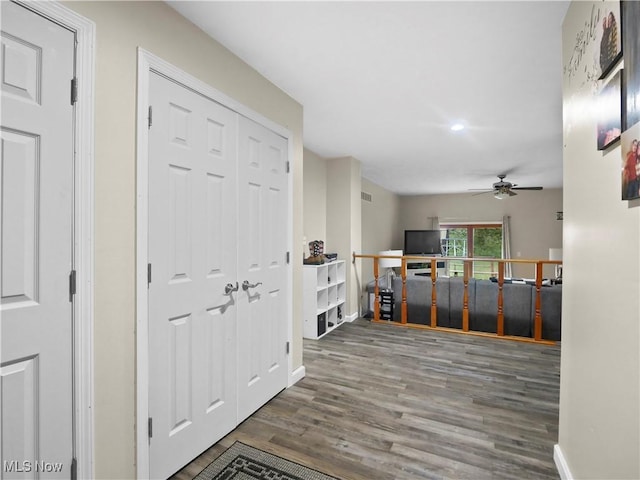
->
{"left": 168, "top": 1, "right": 569, "bottom": 195}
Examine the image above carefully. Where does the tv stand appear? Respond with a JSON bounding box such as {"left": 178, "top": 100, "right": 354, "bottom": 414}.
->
{"left": 406, "top": 257, "right": 446, "bottom": 277}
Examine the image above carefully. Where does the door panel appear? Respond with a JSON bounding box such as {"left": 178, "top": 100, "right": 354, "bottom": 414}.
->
{"left": 236, "top": 116, "right": 288, "bottom": 422}
{"left": 1, "top": 1, "right": 75, "bottom": 477}
{"left": 148, "top": 72, "right": 238, "bottom": 479}
{"left": 1, "top": 130, "right": 38, "bottom": 307}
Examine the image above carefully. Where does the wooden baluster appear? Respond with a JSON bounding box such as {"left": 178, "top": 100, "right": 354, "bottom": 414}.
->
{"left": 534, "top": 261, "right": 543, "bottom": 341}
{"left": 497, "top": 262, "right": 505, "bottom": 336}
{"left": 373, "top": 257, "right": 380, "bottom": 322}
{"left": 430, "top": 258, "right": 437, "bottom": 328}
{"left": 401, "top": 258, "right": 407, "bottom": 324}
{"left": 463, "top": 260, "right": 470, "bottom": 331}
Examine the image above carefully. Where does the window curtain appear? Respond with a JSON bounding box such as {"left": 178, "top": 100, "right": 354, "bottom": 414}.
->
{"left": 502, "top": 215, "right": 512, "bottom": 277}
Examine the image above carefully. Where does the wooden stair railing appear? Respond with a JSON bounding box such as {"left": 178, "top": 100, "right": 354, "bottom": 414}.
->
{"left": 354, "top": 253, "right": 560, "bottom": 345}
{"left": 430, "top": 258, "right": 437, "bottom": 328}
{"left": 463, "top": 260, "right": 471, "bottom": 332}
{"left": 401, "top": 257, "right": 408, "bottom": 324}
{"left": 497, "top": 262, "right": 505, "bottom": 337}
{"left": 534, "top": 261, "right": 544, "bottom": 341}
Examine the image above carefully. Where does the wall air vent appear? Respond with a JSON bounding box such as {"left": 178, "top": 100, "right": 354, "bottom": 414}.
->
{"left": 361, "top": 191, "right": 372, "bottom": 202}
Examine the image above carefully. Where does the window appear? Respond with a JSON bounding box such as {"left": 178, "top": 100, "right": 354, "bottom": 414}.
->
{"left": 441, "top": 224, "right": 502, "bottom": 279}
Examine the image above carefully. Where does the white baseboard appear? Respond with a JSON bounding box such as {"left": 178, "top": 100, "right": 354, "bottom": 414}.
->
{"left": 289, "top": 365, "right": 306, "bottom": 387}
{"left": 346, "top": 312, "right": 358, "bottom": 322}
{"left": 554, "top": 444, "right": 573, "bottom": 480}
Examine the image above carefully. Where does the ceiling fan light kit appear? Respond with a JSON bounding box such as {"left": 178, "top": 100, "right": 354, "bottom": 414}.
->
{"left": 494, "top": 191, "right": 508, "bottom": 200}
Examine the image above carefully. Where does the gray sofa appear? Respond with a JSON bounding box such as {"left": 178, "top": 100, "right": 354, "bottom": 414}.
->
{"left": 378, "top": 276, "right": 561, "bottom": 341}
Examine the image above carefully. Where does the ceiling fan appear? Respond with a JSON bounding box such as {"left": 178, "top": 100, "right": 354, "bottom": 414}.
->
{"left": 470, "top": 174, "right": 543, "bottom": 199}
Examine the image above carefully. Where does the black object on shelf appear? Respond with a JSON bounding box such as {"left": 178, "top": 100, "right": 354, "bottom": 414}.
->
{"left": 379, "top": 291, "right": 394, "bottom": 320}
{"left": 317, "top": 313, "right": 326, "bottom": 336}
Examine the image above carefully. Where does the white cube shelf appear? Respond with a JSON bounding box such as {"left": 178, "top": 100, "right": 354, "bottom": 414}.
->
{"left": 303, "top": 260, "right": 347, "bottom": 339}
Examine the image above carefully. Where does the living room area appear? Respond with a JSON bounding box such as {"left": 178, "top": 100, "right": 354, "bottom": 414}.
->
{"left": 302, "top": 135, "right": 637, "bottom": 478}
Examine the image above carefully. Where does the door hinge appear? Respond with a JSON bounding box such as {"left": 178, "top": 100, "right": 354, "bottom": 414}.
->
{"left": 148, "top": 417, "right": 153, "bottom": 439}
{"left": 70, "top": 457, "right": 77, "bottom": 480}
{"left": 148, "top": 106, "right": 153, "bottom": 128}
{"left": 70, "top": 77, "right": 78, "bottom": 105}
{"left": 286, "top": 341, "right": 290, "bottom": 355}
{"left": 286, "top": 161, "right": 290, "bottom": 173}
{"left": 286, "top": 251, "right": 290, "bottom": 264}
{"left": 69, "top": 270, "right": 77, "bottom": 302}
{"left": 147, "top": 263, "right": 152, "bottom": 287}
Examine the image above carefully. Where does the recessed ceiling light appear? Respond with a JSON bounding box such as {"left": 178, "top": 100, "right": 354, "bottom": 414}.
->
{"left": 450, "top": 123, "right": 465, "bottom": 132}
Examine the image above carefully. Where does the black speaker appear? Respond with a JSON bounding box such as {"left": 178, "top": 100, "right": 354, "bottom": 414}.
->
{"left": 317, "top": 313, "right": 326, "bottom": 336}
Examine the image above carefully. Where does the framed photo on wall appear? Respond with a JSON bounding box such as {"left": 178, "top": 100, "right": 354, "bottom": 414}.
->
{"left": 621, "top": 123, "right": 640, "bottom": 200}
{"left": 597, "top": 69, "right": 622, "bottom": 150}
{"left": 598, "top": 1, "right": 622, "bottom": 79}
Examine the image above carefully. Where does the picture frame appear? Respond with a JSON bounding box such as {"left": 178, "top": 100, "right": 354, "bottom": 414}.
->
{"left": 597, "top": 69, "right": 622, "bottom": 150}
{"left": 598, "top": 1, "right": 623, "bottom": 80}
{"left": 622, "top": 0, "right": 640, "bottom": 129}
{"left": 621, "top": 123, "right": 640, "bottom": 200}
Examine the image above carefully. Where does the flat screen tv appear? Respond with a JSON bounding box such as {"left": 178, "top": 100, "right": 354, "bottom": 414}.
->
{"left": 404, "top": 230, "right": 442, "bottom": 255}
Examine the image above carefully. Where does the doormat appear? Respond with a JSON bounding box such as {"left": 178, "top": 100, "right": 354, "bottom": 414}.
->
{"left": 194, "top": 441, "right": 340, "bottom": 480}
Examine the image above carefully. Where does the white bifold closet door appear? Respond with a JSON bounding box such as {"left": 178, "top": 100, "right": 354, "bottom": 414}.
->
{"left": 236, "top": 114, "right": 289, "bottom": 423}
{"left": 147, "top": 72, "right": 288, "bottom": 479}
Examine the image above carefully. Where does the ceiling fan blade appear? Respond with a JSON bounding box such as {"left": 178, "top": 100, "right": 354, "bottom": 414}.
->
{"left": 511, "top": 186, "right": 543, "bottom": 190}
{"left": 508, "top": 190, "right": 517, "bottom": 196}
{"left": 471, "top": 190, "right": 494, "bottom": 196}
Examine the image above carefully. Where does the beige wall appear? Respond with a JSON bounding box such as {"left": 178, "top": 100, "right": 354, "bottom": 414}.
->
{"left": 398, "top": 189, "right": 563, "bottom": 278}
{"left": 303, "top": 151, "right": 364, "bottom": 316}
{"left": 559, "top": 2, "right": 640, "bottom": 478}
{"left": 62, "top": 2, "right": 303, "bottom": 478}
{"left": 303, "top": 148, "right": 327, "bottom": 253}
{"left": 326, "top": 157, "right": 362, "bottom": 317}
{"left": 360, "top": 179, "right": 402, "bottom": 312}
{"left": 349, "top": 159, "right": 363, "bottom": 317}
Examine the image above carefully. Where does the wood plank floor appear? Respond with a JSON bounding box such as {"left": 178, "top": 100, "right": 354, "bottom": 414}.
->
{"left": 170, "top": 319, "right": 560, "bottom": 480}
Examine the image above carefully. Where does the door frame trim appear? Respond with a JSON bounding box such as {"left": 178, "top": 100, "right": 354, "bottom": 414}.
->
{"left": 10, "top": 1, "right": 96, "bottom": 478}
{"left": 135, "top": 49, "right": 294, "bottom": 479}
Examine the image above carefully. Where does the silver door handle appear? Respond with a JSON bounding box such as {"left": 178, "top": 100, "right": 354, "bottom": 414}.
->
{"left": 242, "top": 280, "right": 262, "bottom": 291}
{"left": 225, "top": 282, "right": 239, "bottom": 294}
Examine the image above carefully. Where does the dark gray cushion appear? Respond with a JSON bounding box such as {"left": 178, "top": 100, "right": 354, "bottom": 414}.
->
{"left": 392, "top": 276, "right": 449, "bottom": 325}
{"left": 502, "top": 283, "right": 533, "bottom": 337}
{"left": 530, "top": 285, "right": 562, "bottom": 341}
{"left": 470, "top": 280, "right": 533, "bottom": 337}
{"left": 471, "top": 279, "right": 499, "bottom": 333}
{"left": 433, "top": 278, "right": 450, "bottom": 327}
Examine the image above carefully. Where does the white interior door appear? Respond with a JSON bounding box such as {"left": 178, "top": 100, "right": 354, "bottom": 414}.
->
{"left": 1, "top": 2, "right": 75, "bottom": 477}
{"left": 148, "top": 72, "right": 239, "bottom": 479}
{"left": 236, "top": 116, "right": 289, "bottom": 422}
